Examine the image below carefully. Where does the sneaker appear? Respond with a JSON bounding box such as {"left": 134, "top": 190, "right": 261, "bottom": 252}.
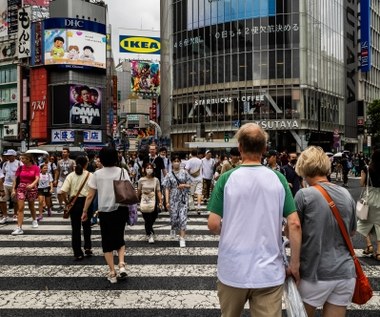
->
{"left": 148, "top": 235, "right": 155, "bottom": 244}
{"left": 0, "top": 216, "right": 10, "bottom": 224}
{"left": 118, "top": 263, "right": 127, "bottom": 279}
{"left": 169, "top": 229, "right": 176, "bottom": 238}
{"left": 32, "top": 220, "right": 38, "bottom": 228}
{"left": 179, "top": 238, "right": 186, "bottom": 248}
{"left": 56, "top": 206, "right": 64, "bottom": 213}
{"left": 107, "top": 272, "right": 117, "bottom": 284}
{"left": 11, "top": 227, "right": 23, "bottom": 235}
{"left": 37, "top": 215, "right": 43, "bottom": 222}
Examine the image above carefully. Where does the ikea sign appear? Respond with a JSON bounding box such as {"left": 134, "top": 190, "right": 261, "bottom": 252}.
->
{"left": 119, "top": 36, "right": 160, "bottom": 55}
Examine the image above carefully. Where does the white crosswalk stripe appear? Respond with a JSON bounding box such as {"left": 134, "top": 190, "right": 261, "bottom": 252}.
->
{"left": 0, "top": 202, "right": 379, "bottom": 316}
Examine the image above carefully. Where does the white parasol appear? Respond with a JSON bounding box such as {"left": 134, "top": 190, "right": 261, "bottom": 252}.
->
{"left": 25, "top": 149, "right": 49, "bottom": 155}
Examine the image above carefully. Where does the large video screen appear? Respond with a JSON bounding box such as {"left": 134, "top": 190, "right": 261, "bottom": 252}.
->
{"left": 187, "top": 0, "right": 276, "bottom": 30}
{"left": 70, "top": 85, "right": 102, "bottom": 126}
{"left": 130, "top": 61, "right": 160, "bottom": 94}
{"left": 43, "top": 18, "right": 106, "bottom": 70}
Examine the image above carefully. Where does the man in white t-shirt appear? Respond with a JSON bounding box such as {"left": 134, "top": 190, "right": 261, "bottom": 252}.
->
{"left": 0, "top": 149, "right": 21, "bottom": 223}
{"left": 208, "top": 123, "right": 301, "bottom": 317}
{"left": 201, "top": 150, "right": 215, "bottom": 202}
{"left": 185, "top": 149, "right": 203, "bottom": 212}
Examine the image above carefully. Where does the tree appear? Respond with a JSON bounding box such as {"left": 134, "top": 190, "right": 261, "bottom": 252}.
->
{"left": 367, "top": 99, "right": 380, "bottom": 145}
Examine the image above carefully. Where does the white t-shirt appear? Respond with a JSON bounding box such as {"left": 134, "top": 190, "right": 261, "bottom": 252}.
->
{"left": 38, "top": 173, "right": 53, "bottom": 189}
{"left": 185, "top": 157, "right": 202, "bottom": 181}
{"left": 87, "top": 166, "right": 130, "bottom": 212}
{"left": 2, "top": 160, "right": 21, "bottom": 187}
{"left": 201, "top": 157, "right": 215, "bottom": 180}
{"left": 208, "top": 165, "right": 296, "bottom": 289}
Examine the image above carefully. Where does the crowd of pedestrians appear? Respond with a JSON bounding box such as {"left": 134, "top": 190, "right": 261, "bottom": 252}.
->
{"left": 0, "top": 130, "right": 378, "bottom": 315}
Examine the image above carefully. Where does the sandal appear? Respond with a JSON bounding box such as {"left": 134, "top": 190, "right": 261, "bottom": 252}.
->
{"left": 363, "top": 245, "right": 374, "bottom": 256}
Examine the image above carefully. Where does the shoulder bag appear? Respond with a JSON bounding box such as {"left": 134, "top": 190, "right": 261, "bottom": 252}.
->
{"left": 63, "top": 172, "right": 90, "bottom": 219}
{"left": 140, "top": 178, "right": 157, "bottom": 213}
{"left": 356, "top": 168, "right": 371, "bottom": 220}
{"left": 114, "top": 168, "right": 139, "bottom": 205}
{"left": 314, "top": 184, "right": 373, "bottom": 305}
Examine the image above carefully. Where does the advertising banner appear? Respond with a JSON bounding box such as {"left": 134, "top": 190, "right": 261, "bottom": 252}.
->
{"left": 187, "top": 0, "right": 276, "bottom": 30}
{"left": 43, "top": 18, "right": 106, "bottom": 69}
{"left": 130, "top": 60, "right": 160, "bottom": 94}
{"left": 23, "top": 0, "right": 49, "bottom": 6}
{"left": 51, "top": 129, "right": 102, "bottom": 143}
{"left": 119, "top": 35, "right": 160, "bottom": 55}
{"left": 0, "top": 0, "right": 7, "bottom": 37}
{"left": 0, "top": 40, "right": 16, "bottom": 59}
{"left": 31, "top": 21, "right": 42, "bottom": 65}
{"left": 17, "top": 6, "right": 31, "bottom": 58}
{"left": 360, "top": 0, "right": 371, "bottom": 72}
{"left": 7, "top": 0, "right": 21, "bottom": 35}
{"left": 70, "top": 85, "right": 101, "bottom": 126}
{"left": 30, "top": 67, "right": 48, "bottom": 140}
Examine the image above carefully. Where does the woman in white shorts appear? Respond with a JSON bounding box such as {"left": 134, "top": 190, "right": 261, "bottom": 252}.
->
{"left": 294, "top": 146, "right": 356, "bottom": 317}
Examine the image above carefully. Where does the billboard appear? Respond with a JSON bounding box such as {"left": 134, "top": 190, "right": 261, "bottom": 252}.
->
{"left": 187, "top": 0, "right": 276, "bottom": 30}
{"left": 17, "top": 6, "right": 31, "bottom": 58}
{"left": 30, "top": 67, "right": 48, "bottom": 140}
{"left": 23, "top": 0, "right": 49, "bottom": 6}
{"left": 51, "top": 129, "right": 102, "bottom": 143}
{"left": 0, "top": 40, "right": 16, "bottom": 59}
{"left": 0, "top": 0, "right": 7, "bottom": 37}
{"left": 7, "top": 0, "right": 21, "bottom": 35}
{"left": 130, "top": 61, "right": 160, "bottom": 94}
{"left": 70, "top": 85, "right": 101, "bottom": 126}
{"left": 43, "top": 18, "right": 106, "bottom": 70}
{"left": 360, "top": 0, "right": 371, "bottom": 72}
{"left": 119, "top": 35, "right": 160, "bottom": 55}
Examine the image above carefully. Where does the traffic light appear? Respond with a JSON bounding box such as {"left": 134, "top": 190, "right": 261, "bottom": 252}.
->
{"left": 224, "top": 132, "right": 229, "bottom": 142}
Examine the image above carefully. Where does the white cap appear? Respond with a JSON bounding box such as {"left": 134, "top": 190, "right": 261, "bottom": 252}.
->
{"left": 3, "top": 149, "right": 17, "bottom": 156}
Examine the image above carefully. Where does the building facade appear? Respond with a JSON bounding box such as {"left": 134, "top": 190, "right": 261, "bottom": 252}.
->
{"left": 0, "top": 0, "right": 112, "bottom": 153}
{"left": 359, "top": 0, "right": 380, "bottom": 155}
{"left": 162, "top": 0, "right": 360, "bottom": 152}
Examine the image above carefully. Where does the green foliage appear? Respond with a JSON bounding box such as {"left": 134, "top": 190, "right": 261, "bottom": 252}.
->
{"left": 367, "top": 99, "right": 380, "bottom": 136}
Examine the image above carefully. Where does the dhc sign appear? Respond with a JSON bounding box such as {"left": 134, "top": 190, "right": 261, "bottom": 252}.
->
{"left": 119, "top": 35, "right": 160, "bottom": 55}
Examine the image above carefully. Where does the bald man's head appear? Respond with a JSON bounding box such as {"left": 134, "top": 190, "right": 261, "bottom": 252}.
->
{"left": 235, "top": 123, "right": 268, "bottom": 155}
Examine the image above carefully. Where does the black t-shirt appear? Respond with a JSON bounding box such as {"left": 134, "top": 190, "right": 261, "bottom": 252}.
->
{"left": 283, "top": 164, "right": 301, "bottom": 197}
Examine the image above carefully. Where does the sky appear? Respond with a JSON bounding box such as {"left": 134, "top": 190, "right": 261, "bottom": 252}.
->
{"left": 105, "top": 0, "right": 161, "bottom": 63}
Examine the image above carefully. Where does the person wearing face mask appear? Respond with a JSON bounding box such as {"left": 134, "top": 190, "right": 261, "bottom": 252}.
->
{"left": 282, "top": 152, "right": 303, "bottom": 197}
{"left": 162, "top": 155, "right": 191, "bottom": 247}
{"left": 137, "top": 162, "right": 163, "bottom": 244}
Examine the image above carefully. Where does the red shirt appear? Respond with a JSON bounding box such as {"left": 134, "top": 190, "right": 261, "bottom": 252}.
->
{"left": 16, "top": 165, "right": 40, "bottom": 185}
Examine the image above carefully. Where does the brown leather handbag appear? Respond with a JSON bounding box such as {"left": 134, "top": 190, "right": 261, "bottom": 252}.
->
{"left": 113, "top": 168, "right": 139, "bottom": 205}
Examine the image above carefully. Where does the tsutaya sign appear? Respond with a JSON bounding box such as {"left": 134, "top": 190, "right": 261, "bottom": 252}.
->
{"left": 254, "top": 120, "right": 300, "bottom": 130}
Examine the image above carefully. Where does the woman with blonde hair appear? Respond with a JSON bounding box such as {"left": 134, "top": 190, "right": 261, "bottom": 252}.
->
{"left": 11, "top": 153, "right": 40, "bottom": 235}
{"left": 294, "top": 146, "right": 356, "bottom": 317}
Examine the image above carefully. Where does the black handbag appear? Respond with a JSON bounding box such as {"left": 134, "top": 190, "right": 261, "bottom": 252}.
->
{"left": 114, "top": 168, "right": 139, "bottom": 205}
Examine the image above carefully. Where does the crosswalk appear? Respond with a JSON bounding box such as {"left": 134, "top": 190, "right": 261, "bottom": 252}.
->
{"left": 0, "top": 205, "right": 379, "bottom": 316}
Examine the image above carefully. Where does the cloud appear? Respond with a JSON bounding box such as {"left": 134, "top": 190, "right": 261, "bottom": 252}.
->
{"left": 105, "top": 0, "right": 160, "bottom": 30}
{"left": 104, "top": 0, "right": 160, "bottom": 62}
